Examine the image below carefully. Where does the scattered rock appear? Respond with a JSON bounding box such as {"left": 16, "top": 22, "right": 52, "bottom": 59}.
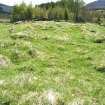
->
{"left": 89, "top": 30, "right": 96, "bottom": 33}
{"left": 95, "top": 65, "right": 105, "bottom": 72}
{"left": 10, "top": 31, "right": 34, "bottom": 41}
{"left": 0, "top": 55, "right": 11, "bottom": 67}
{"left": 15, "top": 21, "right": 23, "bottom": 24}
{"left": 0, "top": 40, "right": 15, "bottom": 48}
{"left": 94, "top": 38, "right": 105, "bottom": 43}
{"left": 47, "top": 90, "right": 58, "bottom": 105}
{"left": 44, "top": 90, "right": 64, "bottom": 105}
{"left": 28, "top": 48, "right": 37, "bottom": 58}
{"left": 18, "top": 92, "right": 38, "bottom": 105}
{"left": 8, "top": 28, "right": 15, "bottom": 33}
{"left": 41, "top": 36, "right": 49, "bottom": 40}
{"left": 10, "top": 49, "right": 29, "bottom": 63}
{"left": 0, "top": 80, "right": 5, "bottom": 85}
{"left": 69, "top": 98, "right": 84, "bottom": 105}
{"left": 94, "top": 57, "right": 105, "bottom": 72}
{"left": 18, "top": 64, "right": 35, "bottom": 72}
{"left": 18, "top": 90, "right": 64, "bottom": 105}
{"left": 1, "top": 101, "right": 10, "bottom": 105}
{"left": 13, "top": 73, "right": 38, "bottom": 87}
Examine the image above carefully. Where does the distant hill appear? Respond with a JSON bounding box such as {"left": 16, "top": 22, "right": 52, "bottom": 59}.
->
{"left": 86, "top": 0, "right": 105, "bottom": 10}
{"left": 0, "top": 3, "right": 12, "bottom": 14}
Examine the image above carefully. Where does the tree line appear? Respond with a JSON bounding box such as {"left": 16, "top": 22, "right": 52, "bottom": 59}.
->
{"left": 11, "top": 0, "right": 85, "bottom": 22}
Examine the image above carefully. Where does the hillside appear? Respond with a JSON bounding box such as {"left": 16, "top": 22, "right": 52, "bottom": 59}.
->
{"left": 86, "top": 0, "right": 105, "bottom": 10}
{"left": 0, "top": 3, "right": 12, "bottom": 13}
{"left": 0, "top": 22, "right": 105, "bottom": 105}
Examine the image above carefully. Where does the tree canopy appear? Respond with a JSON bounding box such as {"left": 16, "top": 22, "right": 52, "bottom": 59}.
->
{"left": 11, "top": 0, "right": 85, "bottom": 22}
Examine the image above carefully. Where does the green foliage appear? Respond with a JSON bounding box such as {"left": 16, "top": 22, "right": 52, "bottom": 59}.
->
{"left": 64, "top": 8, "right": 69, "bottom": 21}
{"left": 11, "top": 2, "right": 32, "bottom": 22}
{"left": 11, "top": 0, "right": 84, "bottom": 22}
{"left": 62, "top": 0, "right": 84, "bottom": 22}
{"left": 26, "top": 4, "right": 33, "bottom": 21}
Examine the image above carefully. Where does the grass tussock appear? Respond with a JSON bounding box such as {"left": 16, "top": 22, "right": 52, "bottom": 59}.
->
{"left": 0, "top": 22, "right": 105, "bottom": 105}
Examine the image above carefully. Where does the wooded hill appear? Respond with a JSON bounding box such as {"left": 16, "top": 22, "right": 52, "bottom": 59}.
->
{"left": 0, "top": 3, "right": 12, "bottom": 19}
{"left": 86, "top": 0, "right": 105, "bottom": 10}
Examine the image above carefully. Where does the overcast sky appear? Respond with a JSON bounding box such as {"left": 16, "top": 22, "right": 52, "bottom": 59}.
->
{"left": 0, "top": 0, "right": 96, "bottom": 6}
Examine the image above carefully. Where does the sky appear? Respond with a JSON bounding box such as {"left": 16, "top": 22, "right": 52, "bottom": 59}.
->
{"left": 0, "top": 0, "right": 96, "bottom": 6}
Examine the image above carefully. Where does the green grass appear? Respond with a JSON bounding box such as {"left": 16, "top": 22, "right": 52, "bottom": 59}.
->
{"left": 0, "top": 21, "right": 105, "bottom": 105}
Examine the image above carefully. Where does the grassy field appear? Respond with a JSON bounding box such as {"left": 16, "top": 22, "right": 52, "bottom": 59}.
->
{"left": 0, "top": 21, "right": 105, "bottom": 105}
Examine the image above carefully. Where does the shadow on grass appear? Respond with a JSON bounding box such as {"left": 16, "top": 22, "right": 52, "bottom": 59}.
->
{"left": 95, "top": 66, "right": 105, "bottom": 73}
